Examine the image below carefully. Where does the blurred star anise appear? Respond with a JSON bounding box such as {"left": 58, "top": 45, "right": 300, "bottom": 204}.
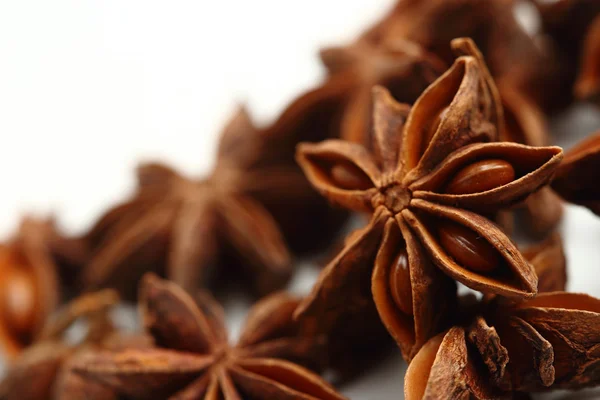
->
{"left": 294, "top": 38, "right": 563, "bottom": 360}
{"left": 357, "top": 0, "right": 568, "bottom": 112}
{"left": 68, "top": 274, "right": 344, "bottom": 400}
{"left": 0, "top": 217, "right": 83, "bottom": 358}
{"left": 551, "top": 130, "right": 600, "bottom": 215}
{"left": 0, "top": 289, "right": 139, "bottom": 400}
{"left": 318, "top": 39, "right": 445, "bottom": 144}
{"left": 81, "top": 108, "right": 308, "bottom": 298}
{"left": 535, "top": 0, "right": 600, "bottom": 105}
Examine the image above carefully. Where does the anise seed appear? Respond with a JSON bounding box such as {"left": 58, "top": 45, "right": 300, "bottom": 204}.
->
{"left": 329, "top": 162, "right": 373, "bottom": 190}
{"left": 445, "top": 159, "right": 515, "bottom": 195}
{"left": 438, "top": 221, "right": 500, "bottom": 273}
{"left": 388, "top": 248, "right": 413, "bottom": 316}
{"left": 0, "top": 267, "right": 36, "bottom": 334}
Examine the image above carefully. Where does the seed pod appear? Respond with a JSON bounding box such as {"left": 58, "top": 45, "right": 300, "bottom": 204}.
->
{"left": 0, "top": 265, "right": 37, "bottom": 336}
{"left": 388, "top": 248, "right": 413, "bottom": 316}
{"left": 445, "top": 159, "right": 515, "bottom": 195}
{"left": 438, "top": 220, "right": 501, "bottom": 273}
{"left": 329, "top": 161, "right": 373, "bottom": 190}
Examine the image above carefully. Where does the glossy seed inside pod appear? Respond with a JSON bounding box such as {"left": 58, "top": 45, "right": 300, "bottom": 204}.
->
{"left": 329, "top": 161, "right": 373, "bottom": 190}
{"left": 0, "top": 266, "right": 36, "bottom": 335}
{"left": 445, "top": 159, "right": 515, "bottom": 195}
{"left": 388, "top": 248, "right": 413, "bottom": 316}
{"left": 438, "top": 221, "right": 501, "bottom": 273}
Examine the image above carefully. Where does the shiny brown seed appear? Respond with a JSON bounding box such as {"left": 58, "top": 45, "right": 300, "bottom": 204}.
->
{"left": 329, "top": 161, "right": 373, "bottom": 190}
{"left": 389, "top": 248, "right": 413, "bottom": 316}
{"left": 438, "top": 221, "right": 500, "bottom": 273}
{"left": 0, "top": 266, "right": 36, "bottom": 334}
{"left": 445, "top": 159, "right": 515, "bottom": 195}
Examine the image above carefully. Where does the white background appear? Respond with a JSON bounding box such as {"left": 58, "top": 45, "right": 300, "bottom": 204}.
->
{"left": 1, "top": 1, "right": 600, "bottom": 398}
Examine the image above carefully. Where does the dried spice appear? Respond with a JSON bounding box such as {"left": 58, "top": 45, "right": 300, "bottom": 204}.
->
{"left": 0, "top": 289, "right": 136, "bottom": 400}
{"left": 357, "top": 0, "right": 568, "bottom": 112}
{"left": 551, "top": 130, "right": 600, "bottom": 215}
{"left": 535, "top": 0, "right": 600, "bottom": 105}
{"left": 403, "top": 237, "right": 568, "bottom": 400}
{"left": 576, "top": 16, "right": 600, "bottom": 104}
{"left": 521, "top": 233, "right": 567, "bottom": 294}
{"left": 0, "top": 217, "right": 84, "bottom": 358}
{"left": 81, "top": 108, "right": 319, "bottom": 298}
{"left": 294, "top": 38, "right": 563, "bottom": 361}
{"left": 498, "top": 84, "right": 563, "bottom": 237}
{"left": 67, "top": 274, "right": 343, "bottom": 400}
{"left": 404, "top": 291, "right": 600, "bottom": 399}
{"left": 319, "top": 40, "right": 445, "bottom": 144}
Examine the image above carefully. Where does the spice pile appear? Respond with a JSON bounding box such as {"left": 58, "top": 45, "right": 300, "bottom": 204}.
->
{"left": 1, "top": 0, "right": 600, "bottom": 399}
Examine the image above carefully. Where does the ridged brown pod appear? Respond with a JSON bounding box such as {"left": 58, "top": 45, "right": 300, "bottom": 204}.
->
{"left": 295, "top": 38, "right": 563, "bottom": 361}
{"left": 67, "top": 274, "right": 344, "bottom": 400}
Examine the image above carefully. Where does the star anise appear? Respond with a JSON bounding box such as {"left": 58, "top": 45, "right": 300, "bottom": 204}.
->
{"left": 357, "top": 0, "right": 568, "bottom": 112}
{"left": 576, "top": 16, "right": 600, "bottom": 104}
{"left": 67, "top": 273, "right": 343, "bottom": 400}
{"left": 404, "top": 289, "right": 600, "bottom": 399}
{"left": 81, "top": 107, "right": 324, "bottom": 298}
{"left": 497, "top": 84, "right": 563, "bottom": 237}
{"left": 318, "top": 39, "right": 445, "bottom": 145}
{"left": 294, "top": 38, "right": 563, "bottom": 361}
{"left": 520, "top": 232, "right": 567, "bottom": 294}
{"left": 551, "top": 130, "right": 600, "bottom": 215}
{"left": 0, "top": 217, "right": 84, "bottom": 358}
{"left": 535, "top": 0, "right": 600, "bottom": 105}
{"left": 0, "top": 289, "right": 140, "bottom": 400}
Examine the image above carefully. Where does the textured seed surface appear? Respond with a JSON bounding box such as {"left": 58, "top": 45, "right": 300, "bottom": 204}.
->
{"left": 389, "top": 249, "right": 413, "bottom": 316}
{"left": 445, "top": 159, "right": 515, "bottom": 195}
{"left": 329, "top": 162, "right": 373, "bottom": 190}
{"left": 438, "top": 221, "right": 500, "bottom": 273}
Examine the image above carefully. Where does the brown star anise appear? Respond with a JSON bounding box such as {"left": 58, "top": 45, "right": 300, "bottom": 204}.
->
{"left": 318, "top": 39, "right": 445, "bottom": 144}
{"left": 67, "top": 273, "right": 343, "bottom": 400}
{"left": 0, "top": 217, "right": 84, "bottom": 358}
{"left": 357, "top": 0, "right": 568, "bottom": 112}
{"left": 497, "top": 84, "right": 563, "bottom": 237}
{"left": 404, "top": 289, "right": 600, "bottom": 399}
{"left": 551, "top": 130, "right": 600, "bottom": 215}
{"left": 520, "top": 232, "right": 567, "bottom": 294}
{"left": 535, "top": 0, "right": 600, "bottom": 105}
{"left": 294, "top": 38, "right": 563, "bottom": 361}
{"left": 576, "top": 16, "right": 600, "bottom": 104}
{"left": 0, "top": 289, "right": 139, "bottom": 400}
{"left": 81, "top": 107, "right": 322, "bottom": 298}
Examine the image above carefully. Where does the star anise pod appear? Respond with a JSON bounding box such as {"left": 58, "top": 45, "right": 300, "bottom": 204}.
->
{"left": 318, "top": 39, "right": 445, "bottom": 144}
{"left": 0, "top": 289, "right": 139, "bottom": 400}
{"left": 404, "top": 288, "right": 600, "bottom": 399}
{"left": 294, "top": 38, "right": 563, "bottom": 361}
{"left": 81, "top": 107, "right": 330, "bottom": 298}
{"left": 535, "top": 0, "right": 600, "bottom": 105}
{"left": 357, "top": 0, "right": 568, "bottom": 112}
{"left": 66, "top": 273, "right": 343, "bottom": 400}
{"left": 520, "top": 232, "right": 567, "bottom": 294}
{"left": 497, "top": 84, "right": 563, "bottom": 237}
{"left": 0, "top": 217, "right": 85, "bottom": 358}
{"left": 551, "top": 130, "right": 600, "bottom": 215}
{"left": 403, "top": 235, "right": 572, "bottom": 400}
{"left": 576, "top": 15, "right": 600, "bottom": 104}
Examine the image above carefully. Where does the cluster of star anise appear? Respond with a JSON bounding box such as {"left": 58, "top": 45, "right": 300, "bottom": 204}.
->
{"left": 2, "top": 1, "right": 600, "bottom": 399}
